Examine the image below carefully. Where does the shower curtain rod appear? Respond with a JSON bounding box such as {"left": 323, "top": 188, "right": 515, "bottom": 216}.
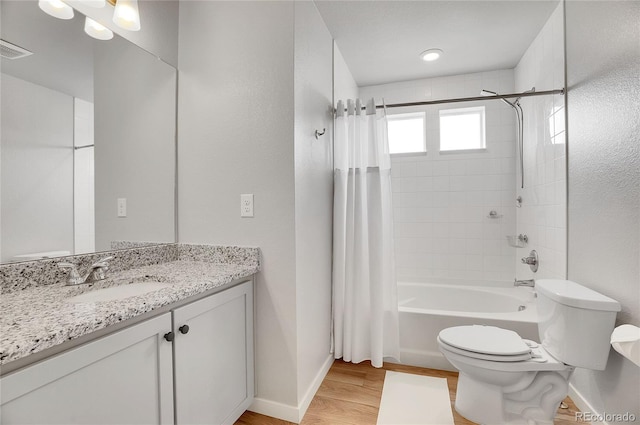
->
{"left": 336, "top": 88, "right": 564, "bottom": 112}
{"left": 74, "top": 144, "right": 95, "bottom": 150}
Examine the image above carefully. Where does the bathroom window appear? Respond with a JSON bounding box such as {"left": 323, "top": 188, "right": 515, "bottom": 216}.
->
{"left": 439, "top": 106, "right": 486, "bottom": 151}
{"left": 387, "top": 112, "right": 426, "bottom": 155}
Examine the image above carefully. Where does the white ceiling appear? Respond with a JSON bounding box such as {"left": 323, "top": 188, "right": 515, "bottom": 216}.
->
{"left": 315, "top": 0, "right": 560, "bottom": 87}
{"left": 2, "top": 1, "right": 560, "bottom": 96}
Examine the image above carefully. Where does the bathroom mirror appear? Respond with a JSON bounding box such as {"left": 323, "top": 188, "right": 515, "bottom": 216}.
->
{"left": 0, "top": 0, "right": 177, "bottom": 263}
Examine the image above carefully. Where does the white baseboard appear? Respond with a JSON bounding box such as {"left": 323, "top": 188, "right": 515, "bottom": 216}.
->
{"left": 569, "top": 383, "right": 609, "bottom": 425}
{"left": 297, "top": 354, "right": 334, "bottom": 422}
{"left": 249, "top": 397, "right": 300, "bottom": 423}
{"left": 249, "top": 354, "right": 334, "bottom": 424}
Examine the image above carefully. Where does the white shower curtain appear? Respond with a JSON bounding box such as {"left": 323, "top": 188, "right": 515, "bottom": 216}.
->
{"left": 332, "top": 98, "right": 399, "bottom": 368}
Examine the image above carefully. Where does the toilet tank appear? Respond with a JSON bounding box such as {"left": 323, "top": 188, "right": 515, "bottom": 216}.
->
{"left": 536, "top": 279, "right": 621, "bottom": 370}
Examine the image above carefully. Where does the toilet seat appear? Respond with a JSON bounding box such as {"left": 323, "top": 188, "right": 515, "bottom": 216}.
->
{"left": 438, "top": 325, "right": 569, "bottom": 372}
{"left": 437, "top": 337, "right": 533, "bottom": 362}
{"left": 439, "top": 325, "right": 531, "bottom": 358}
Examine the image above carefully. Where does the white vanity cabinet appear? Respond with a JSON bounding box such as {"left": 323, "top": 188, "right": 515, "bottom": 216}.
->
{"left": 0, "top": 280, "right": 254, "bottom": 425}
{"left": 0, "top": 313, "right": 175, "bottom": 425}
{"left": 173, "top": 280, "right": 254, "bottom": 425}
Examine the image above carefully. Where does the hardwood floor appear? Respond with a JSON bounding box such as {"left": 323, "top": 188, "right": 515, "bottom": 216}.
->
{"left": 235, "top": 360, "right": 581, "bottom": 425}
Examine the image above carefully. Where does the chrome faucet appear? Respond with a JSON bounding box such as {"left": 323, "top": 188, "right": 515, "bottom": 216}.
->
{"left": 58, "top": 256, "right": 113, "bottom": 286}
{"left": 514, "top": 278, "right": 535, "bottom": 287}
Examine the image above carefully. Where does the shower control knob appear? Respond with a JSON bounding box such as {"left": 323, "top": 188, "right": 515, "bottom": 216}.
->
{"left": 179, "top": 325, "right": 190, "bottom": 334}
{"left": 164, "top": 332, "right": 175, "bottom": 342}
{"left": 521, "top": 250, "right": 539, "bottom": 272}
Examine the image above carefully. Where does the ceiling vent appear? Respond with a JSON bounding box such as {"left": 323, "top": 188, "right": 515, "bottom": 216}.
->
{"left": 1, "top": 39, "right": 33, "bottom": 60}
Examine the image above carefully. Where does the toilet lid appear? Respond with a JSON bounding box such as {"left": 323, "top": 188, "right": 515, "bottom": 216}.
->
{"left": 438, "top": 325, "right": 531, "bottom": 356}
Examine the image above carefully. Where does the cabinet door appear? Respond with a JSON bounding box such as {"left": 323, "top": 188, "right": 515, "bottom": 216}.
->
{"left": 0, "top": 313, "right": 174, "bottom": 425}
{"left": 173, "top": 281, "right": 254, "bottom": 425}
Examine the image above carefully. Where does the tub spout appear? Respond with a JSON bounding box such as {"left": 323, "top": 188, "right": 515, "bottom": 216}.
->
{"left": 514, "top": 278, "right": 535, "bottom": 287}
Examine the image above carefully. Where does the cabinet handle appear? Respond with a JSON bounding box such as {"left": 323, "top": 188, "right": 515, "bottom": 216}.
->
{"left": 179, "top": 325, "right": 190, "bottom": 334}
{"left": 164, "top": 332, "right": 175, "bottom": 342}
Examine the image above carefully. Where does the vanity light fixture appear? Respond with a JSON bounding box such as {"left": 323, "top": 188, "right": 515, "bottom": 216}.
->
{"left": 39, "top": 0, "right": 141, "bottom": 33}
{"left": 84, "top": 17, "right": 114, "bottom": 40}
{"left": 38, "top": 0, "right": 74, "bottom": 20}
{"left": 112, "top": 0, "right": 141, "bottom": 32}
{"left": 83, "top": 0, "right": 106, "bottom": 7}
{"left": 420, "top": 48, "right": 443, "bottom": 62}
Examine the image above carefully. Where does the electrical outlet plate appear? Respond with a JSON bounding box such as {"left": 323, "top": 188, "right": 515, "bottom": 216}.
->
{"left": 241, "top": 194, "right": 254, "bottom": 218}
{"left": 117, "top": 198, "right": 127, "bottom": 217}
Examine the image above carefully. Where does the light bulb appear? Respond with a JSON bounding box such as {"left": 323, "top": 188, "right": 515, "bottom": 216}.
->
{"left": 38, "top": 0, "right": 74, "bottom": 20}
{"left": 113, "top": 0, "right": 141, "bottom": 31}
{"left": 84, "top": 17, "right": 114, "bottom": 40}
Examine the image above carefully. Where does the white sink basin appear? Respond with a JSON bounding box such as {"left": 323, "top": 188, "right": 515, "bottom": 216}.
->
{"left": 66, "top": 282, "right": 170, "bottom": 304}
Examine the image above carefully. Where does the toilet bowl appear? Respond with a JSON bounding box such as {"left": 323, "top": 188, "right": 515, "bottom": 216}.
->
{"left": 438, "top": 326, "right": 573, "bottom": 425}
{"left": 438, "top": 280, "right": 621, "bottom": 425}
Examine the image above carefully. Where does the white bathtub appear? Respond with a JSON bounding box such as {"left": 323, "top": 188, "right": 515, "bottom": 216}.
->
{"left": 397, "top": 282, "right": 539, "bottom": 371}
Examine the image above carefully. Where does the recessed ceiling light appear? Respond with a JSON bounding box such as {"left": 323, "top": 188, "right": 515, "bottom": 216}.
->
{"left": 420, "top": 48, "right": 443, "bottom": 62}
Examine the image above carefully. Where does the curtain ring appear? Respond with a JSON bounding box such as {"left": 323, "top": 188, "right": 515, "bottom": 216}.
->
{"left": 315, "top": 128, "right": 326, "bottom": 140}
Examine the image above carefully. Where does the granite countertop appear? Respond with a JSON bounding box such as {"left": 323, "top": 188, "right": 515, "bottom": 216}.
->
{"left": 0, "top": 258, "right": 258, "bottom": 366}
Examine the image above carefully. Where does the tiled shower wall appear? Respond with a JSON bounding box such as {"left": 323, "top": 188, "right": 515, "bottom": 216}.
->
{"left": 360, "top": 70, "right": 518, "bottom": 284}
{"left": 514, "top": 4, "right": 567, "bottom": 280}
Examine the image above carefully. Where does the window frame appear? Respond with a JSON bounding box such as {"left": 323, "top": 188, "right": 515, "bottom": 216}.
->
{"left": 386, "top": 111, "right": 427, "bottom": 157}
{"left": 438, "top": 106, "right": 486, "bottom": 152}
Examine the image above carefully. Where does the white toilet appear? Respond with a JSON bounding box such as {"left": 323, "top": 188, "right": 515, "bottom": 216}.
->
{"left": 438, "top": 279, "right": 621, "bottom": 425}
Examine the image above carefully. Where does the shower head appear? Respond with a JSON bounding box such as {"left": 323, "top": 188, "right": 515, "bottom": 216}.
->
{"left": 480, "top": 89, "right": 516, "bottom": 108}
{"left": 482, "top": 88, "right": 527, "bottom": 189}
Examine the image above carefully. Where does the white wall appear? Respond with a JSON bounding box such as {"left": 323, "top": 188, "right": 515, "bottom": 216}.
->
{"left": 565, "top": 0, "right": 640, "bottom": 420}
{"left": 73, "top": 98, "right": 95, "bottom": 255}
{"left": 360, "top": 70, "right": 517, "bottom": 284}
{"left": 0, "top": 74, "right": 74, "bottom": 262}
{"left": 514, "top": 4, "right": 566, "bottom": 281}
{"left": 333, "top": 44, "right": 358, "bottom": 104}
{"left": 179, "top": 3, "right": 335, "bottom": 420}
{"left": 67, "top": 0, "right": 179, "bottom": 66}
{"left": 293, "top": 0, "right": 334, "bottom": 415}
{"left": 94, "top": 36, "right": 176, "bottom": 251}
{"left": 178, "top": 0, "right": 299, "bottom": 411}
